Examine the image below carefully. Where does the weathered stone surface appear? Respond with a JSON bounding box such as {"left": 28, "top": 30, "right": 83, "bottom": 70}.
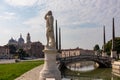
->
{"left": 111, "top": 51, "right": 117, "bottom": 58}
{"left": 39, "top": 11, "right": 61, "bottom": 80}
{"left": 39, "top": 48, "right": 61, "bottom": 80}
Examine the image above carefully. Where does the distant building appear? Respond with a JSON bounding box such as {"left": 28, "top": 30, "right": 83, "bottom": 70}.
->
{"left": 18, "top": 34, "right": 25, "bottom": 49}
{"left": 0, "top": 46, "right": 10, "bottom": 59}
{"left": 25, "top": 42, "right": 44, "bottom": 58}
{"left": 24, "top": 33, "right": 31, "bottom": 50}
{"left": 7, "top": 33, "right": 44, "bottom": 58}
{"left": 8, "top": 37, "right": 18, "bottom": 46}
{"left": 61, "top": 47, "right": 94, "bottom": 58}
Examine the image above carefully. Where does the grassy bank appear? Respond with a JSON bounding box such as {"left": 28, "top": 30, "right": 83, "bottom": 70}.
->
{"left": 0, "top": 60, "right": 44, "bottom": 80}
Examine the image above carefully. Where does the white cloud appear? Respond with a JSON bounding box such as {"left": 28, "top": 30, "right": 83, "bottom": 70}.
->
{"left": 0, "top": 26, "right": 12, "bottom": 45}
{"left": 1, "top": 0, "right": 120, "bottom": 49}
{"left": 23, "top": 10, "right": 47, "bottom": 45}
{"left": 5, "top": 0, "right": 38, "bottom": 6}
{"left": 22, "top": 0, "right": 120, "bottom": 49}
{"left": 24, "top": 10, "right": 46, "bottom": 30}
{"left": 0, "top": 26, "right": 11, "bottom": 35}
{"left": 0, "top": 12, "right": 16, "bottom": 20}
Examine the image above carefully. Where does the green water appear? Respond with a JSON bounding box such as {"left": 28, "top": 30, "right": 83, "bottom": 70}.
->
{"left": 62, "top": 61, "right": 120, "bottom": 80}
{"left": 63, "top": 68, "right": 120, "bottom": 80}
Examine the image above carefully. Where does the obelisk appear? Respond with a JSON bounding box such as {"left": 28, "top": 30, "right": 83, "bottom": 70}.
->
{"left": 59, "top": 28, "right": 61, "bottom": 53}
{"left": 39, "top": 11, "right": 61, "bottom": 80}
{"left": 56, "top": 20, "right": 58, "bottom": 50}
{"left": 111, "top": 18, "right": 117, "bottom": 58}
{"left": 102, "top": 25, "right": 107, "bottom": 56}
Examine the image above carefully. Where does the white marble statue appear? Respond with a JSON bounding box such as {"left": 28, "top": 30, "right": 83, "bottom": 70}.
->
{"left": 45, "top": 11, "right": 55, "bottom": 48}
{"left": 39, "top": 11, "right": 61, "bottom": 80}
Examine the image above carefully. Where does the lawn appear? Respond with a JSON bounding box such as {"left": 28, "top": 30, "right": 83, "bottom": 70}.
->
{"left": 0, "top": 60, "right": 44, "bottom": 80}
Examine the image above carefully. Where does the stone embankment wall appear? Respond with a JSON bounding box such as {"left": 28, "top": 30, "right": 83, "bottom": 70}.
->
{"left": 112, "top": 61, "right": 120, "bottom": 77}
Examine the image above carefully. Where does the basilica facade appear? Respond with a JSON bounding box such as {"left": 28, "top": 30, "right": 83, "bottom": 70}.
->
{"left": 6, "top": 33, "right": 44, "bottom": 58}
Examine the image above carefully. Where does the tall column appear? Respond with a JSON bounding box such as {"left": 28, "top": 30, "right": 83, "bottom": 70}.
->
{"left": 56, "top": 20, "right": 58, "bottom": 50}
{"left": 103, "top": 26, "right": 106, "bottom": 48}
{"left": 59, "top": 28, "right": 61, "bottom": 53}
{"left": 111, "top": 18, "right": 117, "bottom": 58}
{"left": 102, "top": 26, "right": 107, "bottom": 56}
{"left": 112, "top": 18, "right": 115, "bottom": 51}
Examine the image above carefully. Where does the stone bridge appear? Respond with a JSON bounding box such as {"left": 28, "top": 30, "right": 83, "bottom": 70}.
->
{"left": 57, "top": 55, "right": 112, "bottom": 70}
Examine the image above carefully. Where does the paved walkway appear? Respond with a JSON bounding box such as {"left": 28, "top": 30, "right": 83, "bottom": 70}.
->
{"left": 15, "top": 65, "right": 69, "bottom": 80}
{"left": 0, "top": 59, "right": 15, "bottom": 64}
{"left": 15, "top": 65, "right": 43, "bottom": 80}
{"left": 0, "top": 58, "right": 44, "bottom": 64}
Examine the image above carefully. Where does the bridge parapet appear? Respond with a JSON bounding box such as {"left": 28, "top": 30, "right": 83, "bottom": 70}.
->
{"left": 57, "top": 55, "right": 112, "bottom": 68}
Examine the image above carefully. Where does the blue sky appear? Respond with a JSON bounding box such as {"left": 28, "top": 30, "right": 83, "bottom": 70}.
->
{"left": 0, "top": 0, "right": 120, "bottom": 49}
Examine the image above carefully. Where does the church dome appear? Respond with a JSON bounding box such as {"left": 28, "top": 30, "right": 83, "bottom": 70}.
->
{"left": 18, "top": 34, "right": 24, "bottom": 44}
{"left": 8, "top": 37, "right": 17, "bottom": 45}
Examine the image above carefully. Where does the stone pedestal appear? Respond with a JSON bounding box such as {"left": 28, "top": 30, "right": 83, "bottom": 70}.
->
{"left": 39, "top": 47, "right": 61, "bottom": 80}
{"left": 112, "top": 61, "right": 120, "bottom": 77}
{"left": 111, "top": 51, "right": 117, "bottom": 58}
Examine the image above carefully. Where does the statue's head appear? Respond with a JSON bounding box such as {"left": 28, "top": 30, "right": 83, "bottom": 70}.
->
{"left": 47, "top": 11, "right": 52, "bottom": 15}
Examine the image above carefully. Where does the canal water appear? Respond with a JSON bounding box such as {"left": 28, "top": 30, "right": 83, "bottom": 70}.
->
{"left": 62, "top": 61, "right": 120, "bottom": 80}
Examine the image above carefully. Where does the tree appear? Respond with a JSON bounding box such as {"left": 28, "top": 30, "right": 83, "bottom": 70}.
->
{"left": 8, "top": 45, "right": 17, "bottom": 54}
{"left": 93, "top": 44, "right": 101, "bottom": 56}
{"left": 104, "top": 37, "right": 120, "bottom": 56}
{"left": 94, "top": 44, "right": 100, "bottom": 51}
{"left": 17, "top": 49, "right": 29, "bottom": 59}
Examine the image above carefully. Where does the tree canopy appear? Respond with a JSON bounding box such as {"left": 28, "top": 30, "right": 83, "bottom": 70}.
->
{"left": 8, "top": 45, "right": 17, "bottom": 54}
{"left": 17, "top": 49, "right": 29, "bottom": 59}
{"left": 93, "top": 44, "right": 100, "bottom": 51}
{"left": 104, "top": 37, "right": 120, "bottom": 55}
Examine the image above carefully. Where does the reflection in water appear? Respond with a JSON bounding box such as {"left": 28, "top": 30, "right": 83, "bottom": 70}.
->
{"left": 62, "top": 61, "right": 120, "bottom": 80}
{"left": 68, "top": 64, "right": 95, "bottom": 72}
{"left": 67, "top": 61, "right": 97, "bottom": 72}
